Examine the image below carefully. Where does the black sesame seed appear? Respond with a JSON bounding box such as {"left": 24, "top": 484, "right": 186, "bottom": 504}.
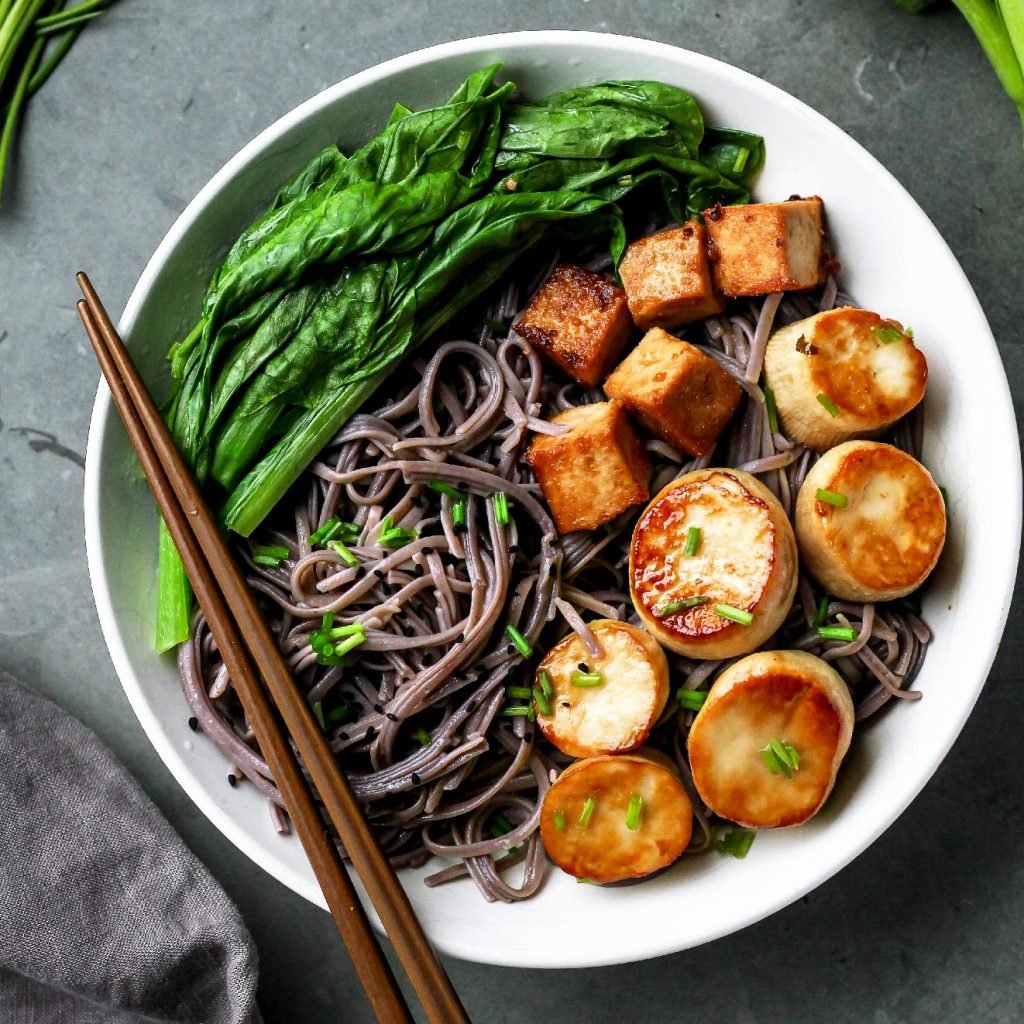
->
{"left": 338, "top": 732, "right": 349, "bottom": 741}
{"left": 227, "top": 774, "right": 238, "bottom": 788}
{"left": 411, "top": 772, "right": 422, "bottom": 785}
{"left": 465, "top": 700, "right": 477, "bottom": 713}
{"left": 373, "top": 568, "right": 385, "bottom": 579}
{"left": 414, "top": 564, "right": 425, "bottom": 577}
{"left": 187, "top": 716, "right": 198, "bottom": 732}
{"left": 578, "top": 662, "right": 590, "bottom": 672}
{"left": 508, "top": 544, "right": 519, "bottom": 554}
{"left": 386, "top": 712, "right": 399, "bottom": 722}
{"left": 373, "top": 703, "right": 384, "bottom": 714}
{"left": 365, "top": 726, "right": 377, "bottom": 740}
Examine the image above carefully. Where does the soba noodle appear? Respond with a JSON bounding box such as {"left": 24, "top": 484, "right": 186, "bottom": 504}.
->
{"left": 178, "top": 261, "right": 931, "bottom": 902}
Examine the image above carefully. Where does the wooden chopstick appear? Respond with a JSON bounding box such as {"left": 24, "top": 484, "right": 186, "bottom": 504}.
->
{"left": 77, "top": 274, "right": 470, "bottom": 1024}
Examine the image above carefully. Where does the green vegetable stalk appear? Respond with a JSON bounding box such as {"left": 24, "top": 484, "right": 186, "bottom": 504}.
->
{"left": 154, "top": 65, "right": 765, "bottom": 651}
{"left": 0, "top": 0, "right": 117, "bottom": 205}
{"left": 894, "top": 0, "right": 1024, "bottom": 142}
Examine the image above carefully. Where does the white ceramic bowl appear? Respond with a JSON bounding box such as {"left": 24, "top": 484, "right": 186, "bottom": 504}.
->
{"left": 84, "top": 31, "right": 1021, "bottom": 968}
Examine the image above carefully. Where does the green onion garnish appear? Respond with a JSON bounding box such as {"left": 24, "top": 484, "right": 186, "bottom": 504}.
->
{"left": 870, "top": 324, "right": 904, "bottom": 344}
{"left": 625, "top": 792, "right": 644, "bottom": 832}
{"left": 818, "top": 625, "right": 858, "bottom": 642}
{"left": 713, "top": 603, "right": 754, "bottom": 625}
{"left": 538, "top": 669, "right": 554, "bottom": 699}
{"left": 322, "top": 611, "right": 335, "bottom": 630}
{"left": 813, "top": 595, "right": 830, "bottom": 628}
{"left": 684, "top": 526, "right": 702, "bottom": 557}
{"left": 331, "top": 630, "right": 367, "bottom": 659}
{"left": 714, "top": 828, "right": 756, "bottom": 859}
{"left": 532, "top": 686, "right": 553, "bottom": 716}
{"left": 764, "top": 386, "right": 779, "bottom": 434}
{"left": 677, "top": 689, "right": 708, "bottom": 712}
{"left": 898, "top": 592, "right": 922, "bottom": 615}
{"left": 657, "top": 596, "right": 710, "bottom": 617}
{"left": 416, "top": 727, "right": 432, "bottom": 747}
{"left": 731, "top": 147, "right": 750, "bottom": 174}
{"left": 452, "top": 500, "right": 467, "bottom": 529}
{"left": 816, "top": 393, "right": 840, "bottom": 418}
{"left": 377, "top": 516, "right": 418, "bottom": 549}
{"left": 311, "top": 701, "right": 326, "bottom": 729}
{"left": 760, "top": 737, "right": 800, "bottom": 778}
{"left": 815, "top": 488, "right": 848, "bottom": 508}
{"left": 506, "top": 685, "right": 533, "bottom": 699}
{"left": 328, "top": 540, "right": 359, "bottom": 567}
{"left": 554, "top": 810, "right": 566, "bottom": 831}
{"left": 327, "top": 705, "right": 349, "bottom": 724}
{"left": 428, "top": 481, "right": 463, "bottom": 499}
{"left": 577, "top": 796, "right": 597, "bottom": 828}
{"left": 500, "top": 706, "right": 533, "bottom": 717}
{"left": 253, "top": 544, "right": 290, "bottom": 561}
{"left": 252, "top": 554, "right": 284, "bottom": 567}
{"left": 571, "top": 670, "right": 603, "bottom": 687}
{"left": 505, "top": 624, "right": 533, "bottom": 658}
{"left": 489, "top": 812, "right": 514, "bottom": 837}
{"left": 493, "top": 492, "right": 510, "bottom": 526}
{"left": 309, "top": 518, "right": 361, "bottom": 546}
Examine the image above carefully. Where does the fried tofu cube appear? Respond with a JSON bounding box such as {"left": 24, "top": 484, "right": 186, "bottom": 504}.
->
{"left": 618, "top": 221, "right": 725, "bottom": 329}
{"left": 704, "top": 197, "right": 826, "bottom": 296}
{"left": 515, "top": 263, "right": 632, "bottom": 387}
{"left": 525, "top": 400, "right": 651, "bottom": 534}
{"left": 604, "top": 327, "right": 742, "bottom": 456}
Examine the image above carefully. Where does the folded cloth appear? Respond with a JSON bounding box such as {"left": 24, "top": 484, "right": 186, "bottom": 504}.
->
{"left": 0, "top": 669, "right": 262, "bottom": 1024}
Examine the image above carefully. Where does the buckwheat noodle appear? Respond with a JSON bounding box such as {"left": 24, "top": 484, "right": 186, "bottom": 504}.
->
{"left": 178, "top": 258, "right": 931, "bottom": 902}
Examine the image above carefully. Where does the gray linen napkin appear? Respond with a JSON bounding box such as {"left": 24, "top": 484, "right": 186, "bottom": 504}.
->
{"left": 0, "top": 669, "right": 262, "bottom": 1024}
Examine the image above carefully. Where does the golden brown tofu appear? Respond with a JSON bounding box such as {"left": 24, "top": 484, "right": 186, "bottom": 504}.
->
{"left": 515, "top": 263, "right": 633, "bottom": 387}
{"left": 540, "top": 750, "right": 693, "bottom": 883}
{"left": 618, "top": 221, "right": 725, "bottom": 329}
{"left": 604, "top": 327, "right": 741, "bottom": 457}
{"left": 704, "top": 197, "right": 827, "bottom": 297}
{"left": 525, "top": 400, "right": 651, "bottom": 534}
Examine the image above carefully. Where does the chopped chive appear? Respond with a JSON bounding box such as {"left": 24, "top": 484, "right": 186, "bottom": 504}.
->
{"left": 331, "top": 631, "right": 366, "bottom": 658}
{"left": 714, "top": 828, "right": 756, "bottom": 859}
{"left": 683, "top": 526, "right": 702, "bottom": 557}
{"left": 506, "top": 685, "right": 533, "bottom": 699}
{"left": 897, "top": 592, "right": 922, "bottom": 615}
{"left": 308, "top": 518, "right": 342, "bottom": 546}
{"left": 428, "top": 481, "right": 463, "bottom": 499}
{"left": 625, "top": 792, "right": 644, "bottom": 832}
{"left": 813, "top": 595, "right": 830, "bottom": 628}
{"left": 818, "top": 625, "right": 858, "bottom": 642}
{"left": 253, "top": 544, "right": 290, "bottom": 560}
{"left": 505, "top": 624, "right": 533, "bottom": 658}
{"left": 906, "top": 326, "right": 914, "bottom": 338}
{"left": 577, "top": 796, "right": 597, "bottom": 828}
{"left": 677, "top": 688, "right": 708, "bottom": 712}
{"left": 731, "top": 147, "right": 750, "bottom": 174}
{"left": 571, "top": 670, "right": 603, "bottom": 687}
{"left": 484, "top": 317, "right": 508, "bottom": 335}
{"left": 490, "top": 812, "right": 514, "bottom": 836}
{"left": 576, "top": 877, "right": 594, "bottom": 884}
{"left": 657, "top": 596, "right": 710, "bottom": 617}
{"left": 500, "top": 706, "right": 533, "bottom": 717}
{"left": 870, "top": 324, "right": 904, "bottom": 345}
{"left": 328, "top": 540, "right": 359, "bottom": 567}
{"left": 311, "top": 701, "right": 326, "bottom": 729}
{"left": 327, "top": 705, "right": 349, "bottom": 724}
{"left": 377, "top": 516, "right": 418, "bottom": 549}
{"left": 764, "top": 386, "right": 779, "bottom": 434}
{"left": 815, "top": 488, "right": 848, "bottom": 508}
{"left": 538, "top": 669, "right": 554, "bottom": 699}
{"left": 327, "top": 624, "right": 366, "bottom": 639}
{"left": 252, "top": 554, "right": 284, "bottom": 567}
{"left": 554, "top": 810, "right": 566, "bottom": 831}
{"left": 713, "top": 603, "right": 754, "bottom": 625}
{"left": 416, "top": 727, "right": 432, "bottom": 747}
{"left": 760, "top": 737, "right": 800, "bottom": 778}
{"left": 492, "top": 491, "right": 510, "bottom": 526}
{"left": 452, "top": 500, "right": 467, "bottom": 528}
{"left": 816, "top": 393, "right": 840, "bottom": 418}
{"left": 532, "top": 686, "right": 553, "bottom": 716}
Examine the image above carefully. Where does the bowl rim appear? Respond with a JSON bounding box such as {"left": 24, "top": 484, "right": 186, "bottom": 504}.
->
{"left": 84, "top": 29, "right": 1022, "bottom": 966}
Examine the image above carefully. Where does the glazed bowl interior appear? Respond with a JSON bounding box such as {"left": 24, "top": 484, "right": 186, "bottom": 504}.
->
{"left": 84, "top": 31, "right": 1020, "bottom": 967}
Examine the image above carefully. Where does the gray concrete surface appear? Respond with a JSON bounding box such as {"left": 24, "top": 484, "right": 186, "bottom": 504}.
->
{"left": 1, "top": 2, "right": 1022, "bottom": 1021}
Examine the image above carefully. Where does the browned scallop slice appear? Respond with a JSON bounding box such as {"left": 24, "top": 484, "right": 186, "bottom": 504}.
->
{"left": 630, "top": 469, "right": 798, "bottom": 660}
{"left": 534, "top": 620, "right": 669, "bottom": 758}
{"left": 540, "top": 751, "right": 693, "bottom": 883}
{"left": 763, "top": 307, "right": 928, "bottom": 451}
{"left": 795, "top": 440, "right": 946, "bottom": 602}
{"left": 687, "top": 650, "right": 855, "bottom": 829}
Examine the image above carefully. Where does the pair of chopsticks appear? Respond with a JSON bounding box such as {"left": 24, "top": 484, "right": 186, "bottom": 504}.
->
{"left": 76, "top": 274, "right": 470, "bottom": 1024}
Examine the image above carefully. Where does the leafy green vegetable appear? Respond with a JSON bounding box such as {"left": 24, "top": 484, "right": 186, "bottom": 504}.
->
{"left": 155, "top": 66, "right": 766, "bottom": 647}
{"left": 894, "top": 0, "right": 1024, "bottom": 141}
